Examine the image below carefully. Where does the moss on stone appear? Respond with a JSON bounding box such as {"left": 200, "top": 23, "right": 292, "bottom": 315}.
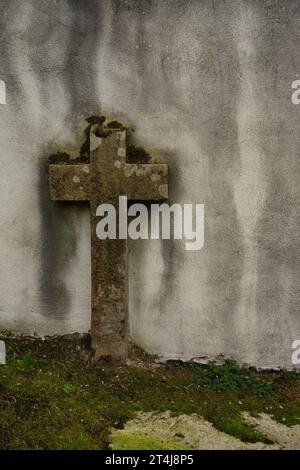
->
{"left": 106, "top": 120, "right": 125, "bottom": 130}
{"left": 127, "top": 145, "right": 151, "bottom": 164}
{"left": 49, "top": 117, "right": 151, "bottom": 167}
{"left": 110, "top": 431, "right": 192, "bottom": 450}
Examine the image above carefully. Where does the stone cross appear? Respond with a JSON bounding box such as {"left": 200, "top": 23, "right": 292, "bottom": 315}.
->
{"left": 49, "top": 123, "right": 168, "bottom": 362}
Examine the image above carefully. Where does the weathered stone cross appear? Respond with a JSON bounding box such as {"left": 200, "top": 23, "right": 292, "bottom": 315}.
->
{"left": 49, "top": 122, "right": 168, "bottom": 363}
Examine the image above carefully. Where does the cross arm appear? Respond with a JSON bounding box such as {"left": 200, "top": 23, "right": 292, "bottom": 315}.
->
{"left": 123, "top": 163, "right": 168, "bottom": 201}
{"left": 49, "top": 164, "right": 91, "bottom": 201}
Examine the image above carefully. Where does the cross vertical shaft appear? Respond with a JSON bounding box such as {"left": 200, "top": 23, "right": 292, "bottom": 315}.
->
{"left": 90, "top": 131, "right": 128, "bottom": 362}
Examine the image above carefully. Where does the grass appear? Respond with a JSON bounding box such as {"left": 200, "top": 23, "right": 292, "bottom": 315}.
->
{"left": 0, "top": 334, "right": 299, "bottom": 449}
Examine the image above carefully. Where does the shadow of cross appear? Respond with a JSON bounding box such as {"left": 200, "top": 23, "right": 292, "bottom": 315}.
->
{"left": 49, "top": 127, "right": 168, "bottom": 363}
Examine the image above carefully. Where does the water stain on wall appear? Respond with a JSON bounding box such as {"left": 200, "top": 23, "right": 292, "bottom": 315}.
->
{"left": 37, "top": 158, "right": 79, "bottom": 317}
{"left": 64, "top": 0, "right": 102, "bottom": 119}
{"left": 33, "top": 0, "right": 102, "bottom": 317}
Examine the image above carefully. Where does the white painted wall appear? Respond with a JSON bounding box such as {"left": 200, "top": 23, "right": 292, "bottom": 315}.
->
{"left": 0, "top": 0, "right": 300, "bottom": 368}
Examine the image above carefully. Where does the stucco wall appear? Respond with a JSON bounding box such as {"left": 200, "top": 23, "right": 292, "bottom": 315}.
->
{"left": 0, "top": 0, "right": 300, "bottom": 368}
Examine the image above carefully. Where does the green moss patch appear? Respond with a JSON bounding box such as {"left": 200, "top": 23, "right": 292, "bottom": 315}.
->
{"left": 0, "top": 335, "right": 299, "bottom": 449}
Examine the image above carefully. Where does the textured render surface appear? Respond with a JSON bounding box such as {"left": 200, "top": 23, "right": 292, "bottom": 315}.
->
{"left": 0, "top": 0, "right": 300, "bottom": 367}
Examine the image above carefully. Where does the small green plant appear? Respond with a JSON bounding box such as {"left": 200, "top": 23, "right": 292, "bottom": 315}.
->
{"left": 192, "top": 360, "right": 273, "bottom": 396}
{"left": 16, "top": 351, "right": 37, "bottom": 372}
{"left": 251, "top": 380, "right": 273, "bottom": 396}
{"left": 63, "top": 383, "right": 77, "bottom": 396}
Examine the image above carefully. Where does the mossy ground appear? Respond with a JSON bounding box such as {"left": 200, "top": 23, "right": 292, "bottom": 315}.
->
{"left": 0, "top": 335, "right": 299, "bottom": 450}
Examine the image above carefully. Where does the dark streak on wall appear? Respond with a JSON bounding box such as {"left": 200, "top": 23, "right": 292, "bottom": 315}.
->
{"left": 64, "top": 0, "right": 102, "bottom": 119}
{"left": 38, "top": 159, "right": 78, "bottom": 317}
{"left": 34, "top": 0, "right": 102, "bottom": 316}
